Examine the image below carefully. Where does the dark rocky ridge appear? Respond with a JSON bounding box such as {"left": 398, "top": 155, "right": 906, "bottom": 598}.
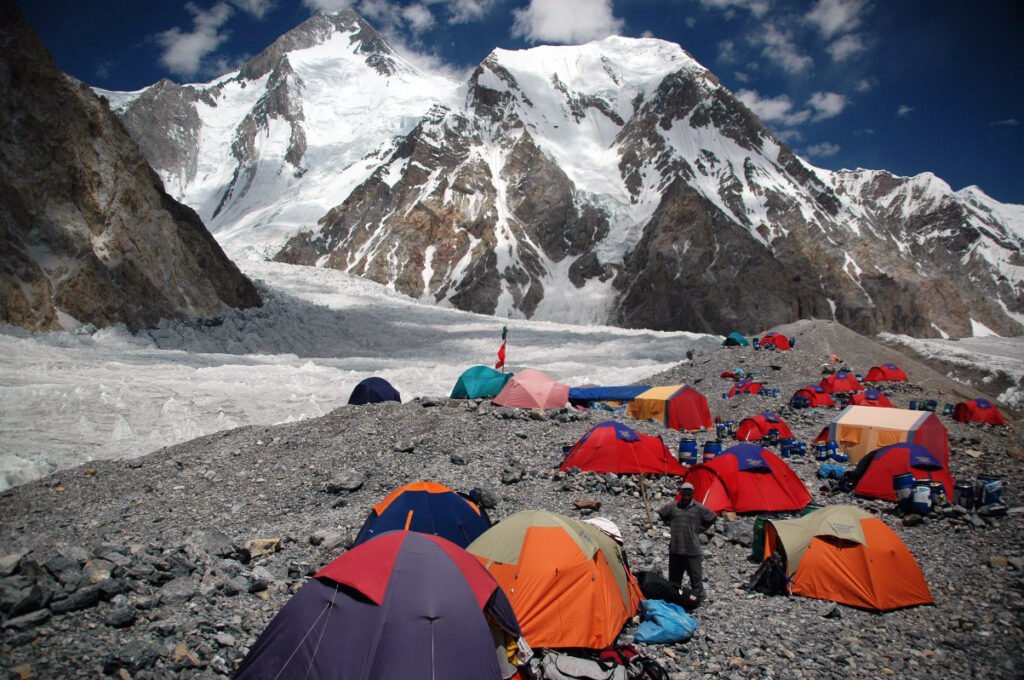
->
{"left": 1, "top": 320, "right": 1021, "bottom": 677}
{"left": 0, "top": 1, "right": 261, "bottom": 331}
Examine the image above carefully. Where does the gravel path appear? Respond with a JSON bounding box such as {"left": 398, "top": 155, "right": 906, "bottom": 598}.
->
{"left": 2, "top": 320, "right": 1021, "bottom": 678}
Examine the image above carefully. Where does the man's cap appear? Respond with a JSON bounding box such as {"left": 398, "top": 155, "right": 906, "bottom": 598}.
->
{"left": 680, "top": 482, "right": 694, "bottom": 491}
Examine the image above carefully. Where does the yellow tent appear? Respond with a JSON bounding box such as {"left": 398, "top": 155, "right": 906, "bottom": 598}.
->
{"left": 626, "top": 385, "right": 712, "bottom": 431}
{"left": 815, "top": 406, "right": 950, "bottom": 466}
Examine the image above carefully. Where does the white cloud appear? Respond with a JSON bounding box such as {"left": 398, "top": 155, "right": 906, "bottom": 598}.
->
{"left": 853, "top": 127, "right": 874, "bottom": 136}
{"left": 753, "top": 24, "right": 813, "bottom": 74}
{"left": 685, "top": 17, "right": 697, "bottom": 28}
{"left": 718, "top": 39, "right": 737, "bottom": 63}
{"left": 777, "top": 129, "right": 803, "bottom": 143}
{"left": 805, "top": 0, "right": 869, "bottom": 39}
{"left": 401, "top": 3, "right": 435, "bottom": 33}
{"left": 230, "top": 0, "right": 274, "bottom": 18}
{"left": 736, "top": 89, "right": 810, "bottom": 126}
{"left": 808, "top": 91, "right": 847, "bottom": 120}
{"left": 447, "top": 0, "right": 499, "bottom": 24}
{"left": 511, "top": 0, "right": 624, "bottom": 44}
{"left": 733, "top": 71, "right": 750, "bottom": 83}
{"left": 854, "top": 77, "right": 875, "bottom": 92}
{"left": 699, "top": 0, "right": 770, "bottom": 18}
{"left": 990, "top": 119, "right": 1019, "bottom": 127}
{"left": 805, "top": 141, "right": 841, "bottom": 157}
{"left": 156, "top": 2, "right": 234, "bottom": 78}
{"left": 896, "top": 104, "right": 914, "bottom": 118}
{"left": 827, "top": 33, "right": 865, "bottom": 61}
{"left": 302, "top": 0, "right": 355, "bottom": 10}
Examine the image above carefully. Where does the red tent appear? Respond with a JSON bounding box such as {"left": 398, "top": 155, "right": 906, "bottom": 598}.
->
{"left": 759, "top": 332, "right": 791, "bottom": 351}
{"left": 852, "top": 443, "right": 954, "bottom": 501}
{"left": 734, "top": 412, "right": 794, "bottom": 441}
{"left": 682, "top": 444, "right": 811, "bottom": 514}
{"left": 560, "top": 421, "right": 687, "bottom": 475}
{"left": 627, "top": 385, "right": 713, "bottom": 431}
{"left": 728, "top": 380, "right": 763, "bottom": 397}
{"left": 953, "top": 398, "right": 1008, "bottom": 426}
{"left": 791, "top": 385, "right": 836, "bottom": 408}
{"left": 847, "top": 390, "right": 894, "bottom": 408}
{"left": 820, "top": 371, "right": 863, "bottom": 393}
{"left": 865, "top": 363, "right": 908, "bottom": 382}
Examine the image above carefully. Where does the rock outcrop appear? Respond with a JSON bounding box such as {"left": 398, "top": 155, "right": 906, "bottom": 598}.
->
{"left": 0, "top": 0, "right": 261, "bottom": 331}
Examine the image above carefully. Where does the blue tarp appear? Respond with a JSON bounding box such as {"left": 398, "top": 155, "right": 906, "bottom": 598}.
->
{"left": 569, "top": 386, "right": 650, "bottom": 405}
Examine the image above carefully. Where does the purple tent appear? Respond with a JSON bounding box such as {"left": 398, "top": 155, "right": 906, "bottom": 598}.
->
{"left": 235, "top": 531, "right": 521, "bottom": 679}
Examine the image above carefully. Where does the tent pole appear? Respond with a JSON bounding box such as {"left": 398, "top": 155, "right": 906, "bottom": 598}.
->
{"left": 639, "top": 474, "right": 654, "bottom": 530}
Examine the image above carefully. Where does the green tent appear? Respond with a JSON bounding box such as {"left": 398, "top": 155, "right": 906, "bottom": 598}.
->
{"left": 450, "top": 365, "right": 513, "bottom": 399}
{"left": 723, "top": 332, "right": 750, "bottom": 347}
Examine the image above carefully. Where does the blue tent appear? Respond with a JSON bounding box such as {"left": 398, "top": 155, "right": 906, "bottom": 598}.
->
{"left": 354, "top": 481, "right": 490, "bottom": 548}
{"left": 568, "top": 386, "right": 650, "bottom": 406}
{"left": 723, "top": 332, "right": 750, "bottom": 347}
{"left": 451, "top": 366, "right": 512, "bottom": 399}
{"left": 348, "top": 377, "right": 401, "bottom": 405}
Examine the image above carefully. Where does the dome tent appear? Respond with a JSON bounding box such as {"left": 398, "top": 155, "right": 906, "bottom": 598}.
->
{"left": 353, "top": 481, "right": 490, "bottom": 548}
{"left": 723, "top": 332, "right": 750, "bottom": 347}
{"left": 953, "top": 398, "right": 1007, "bottom": 426}
{"left": 851, "top": 443, "right": 954, "bottom": 501}
{"left": 847, "top": 389, "right": 894, "bottom": 408}
{"left": 761, "top": 505, "right": 933, "bottom": 611}
{"left": 819, "top": 371, "right": 863, "bottom": 394}
{"left": 734, "top": 412, "right": 794, "bottom": 441}
{"left": 865, "top": 363, "right": 908, "bottom": 382}
{"left": 791, "top": 384, "right": 836, "bottom": 408}
{"left": 467, "top": 510, "right": 642, "bottom": 650}
{"left": 560, "top": 421, "right": 686, "bottom": 476}
{"left": 492, "top": 369, "right": 569, "bottom": 409}
{"left": 682, "top": 444, "right": 811, "bottom": 514}
{"left": 236, "top": 531, "right": 523, "bottom": 680}
{"left": 451, "top": 365, "right": 512, "bottom": 399}
{"left": 348, "top": 376, "right": 401, "bottom": 405}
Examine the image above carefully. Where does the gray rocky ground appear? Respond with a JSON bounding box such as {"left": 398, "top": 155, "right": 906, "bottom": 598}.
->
{"left": 1, "top": 320, "right": 1021, "bottom": 678}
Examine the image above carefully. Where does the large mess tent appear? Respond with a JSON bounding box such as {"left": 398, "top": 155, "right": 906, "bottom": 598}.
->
{"left": 628, "top": 385, "right": 713, "bottom": 431}
{"left": 815, "top": 406, "right": 951, "bottom": 466}
{"left": 467, "top": 510, "right": 642, "bottom": 650}
{"left": 761, "top": 505, "right": 933, "bottom": 611}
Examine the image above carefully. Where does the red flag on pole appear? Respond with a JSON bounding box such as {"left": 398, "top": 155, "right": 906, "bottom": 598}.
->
{"left": 495, "top": 326, "right": 508, "bottom": 369}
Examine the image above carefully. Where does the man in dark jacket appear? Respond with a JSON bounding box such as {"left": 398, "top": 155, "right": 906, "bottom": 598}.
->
{"left": 657, "top": 482, "right": 717, "bottom": 598}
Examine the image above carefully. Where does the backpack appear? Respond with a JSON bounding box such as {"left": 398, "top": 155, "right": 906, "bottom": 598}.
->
{"left": 747, "top": 551, "right": 788, "bottom": 596}
{"left": 634, "top": 571, "right": 700, "bottom": 611}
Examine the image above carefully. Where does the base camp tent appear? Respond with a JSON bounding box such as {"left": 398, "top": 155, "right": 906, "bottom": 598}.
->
{"left": 851, "top": 443, "right": 954, "bottom": 501}
{"left": 682, "top": 444, "right": 811, "bottom": 514}
{"left": 236, "top": 531, "right": 523, "bottom": 680}
{"left": 758, "top": 332, "right": 791, "bottom": 350}
{"left": 846, "top": 389, "right": 894, "bottom": 408}
{"left": 349, "top": 377, "right": 401, "bottom": 405}
{"left": 451, "top": 366, "right": 512, "bottom": 399}
{"left": 468, "top": 510, "right": 642, "bottom": 650}
{"left": 627, "top": 385, "right": 713, "bottom": 431}
{"left": 560, "top": 421, "right": 686, "bottom": 476}
{"left": 865, "top": 363, "right": 908, "bottom": 382}
{"left": 723, "top": 332, "right": 750, "bottom": 347}
{"left": 953, "top": 398, "right": 1008, "bottom": 426}
{"left": 791, "top": 385, "right": 836, "bottom": 408}
{"left": 353, "top": 481, "right": 490, "bottom": 548}
{"left": 762, "top": 505, "right": 933, "bottom": 611}
{"left": 568, "top": 385, "right": 650, "bottom": 406}
{"left": 819, "top": 371, "right": 863, "bottom": 393}
{"left": 734, "top": 412, "right": 794, "bottom": 441}
{"left": 728, "top": 380, "right": 763, "bottom": 398}
{"left": 815, "top": 405, "right": 951, "bottom": 467}
{"left": 492, "top": 369, "right": 569, "bottom": 409}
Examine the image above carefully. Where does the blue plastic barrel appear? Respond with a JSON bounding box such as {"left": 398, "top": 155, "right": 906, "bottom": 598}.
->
{"left": 893, "top": 473, "right": 916, "bottom": 512}
{"left": 909, "top": 399, "right": 918, "bottom": 410}
{"left": 678, "top": 439, "right": 699, "bottom": 466}
{"left": 976, "top": 475, "right": 1004, "bottom": 507}
{"left": 927, "top": 481, "right": 948, "bottom": 509}
{"left": 789, "top": 337, "right": 796, "bottom": 348}
{"left": 702, "top": 440, "right": 723, "bottom": 463}
{"left": 815, "top": 442, "right": 829, "bottom": 461}
{"left": 779, "top": 438, "right": 795, "bottom": 458}
{"left": 793, "top": 441, "right": 808, "bottom": 456}
{"left": 752, "top": 338, "right": 761, "bottom": 350}
{"left": 716, "top": 422, "right": 728, "bottom": 439}
{"left": 911, "top": 484, "right": 932, "bottom": 515}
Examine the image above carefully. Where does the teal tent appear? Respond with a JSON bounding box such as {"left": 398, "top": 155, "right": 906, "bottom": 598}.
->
{"left": 451, "top": 366, "right": 513, "bottom": 399}
{"left": 723, "top": 332, "right": 750, "bottom": 347}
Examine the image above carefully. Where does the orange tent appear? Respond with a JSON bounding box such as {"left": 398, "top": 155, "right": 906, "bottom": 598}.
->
{"left": 762, "top": 505, "right": 932, "bottom": 611}
{"left": 627, "top": 385, "right": 712, "bottom": 431}
{"left": 492, "top": 369, "right": 569, "bottom": 409}
{"left": 467, "top": 510, "right": 642, "bottom": 649}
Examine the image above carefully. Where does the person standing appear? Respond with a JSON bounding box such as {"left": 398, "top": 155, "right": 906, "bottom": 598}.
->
{"left": 657, "top": 482, "right": 717, "bottom": 598}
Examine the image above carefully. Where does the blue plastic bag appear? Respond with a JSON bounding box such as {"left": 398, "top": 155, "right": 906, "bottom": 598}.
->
{"left": 633, "top": 599, "right": 698, "bottom": 644}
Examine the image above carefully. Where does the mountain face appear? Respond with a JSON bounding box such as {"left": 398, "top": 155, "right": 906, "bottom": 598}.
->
{"left": 0, "top": 1, "right": 261, "bottom": 332}
{"left": 106, "top": 10, "right": 1024, "bottom": 338}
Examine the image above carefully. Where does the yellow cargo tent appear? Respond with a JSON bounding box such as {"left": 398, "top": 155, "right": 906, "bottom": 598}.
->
{"left": 814, "top": 406, "right": 950, "bottom": 467}
{"left": 626, "top": 385, "right": 712, "bottom": 431}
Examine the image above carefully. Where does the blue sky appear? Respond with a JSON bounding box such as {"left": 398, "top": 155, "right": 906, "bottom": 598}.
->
{"left": 22, "top": 0, "right": 1024, "bottom": 204}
